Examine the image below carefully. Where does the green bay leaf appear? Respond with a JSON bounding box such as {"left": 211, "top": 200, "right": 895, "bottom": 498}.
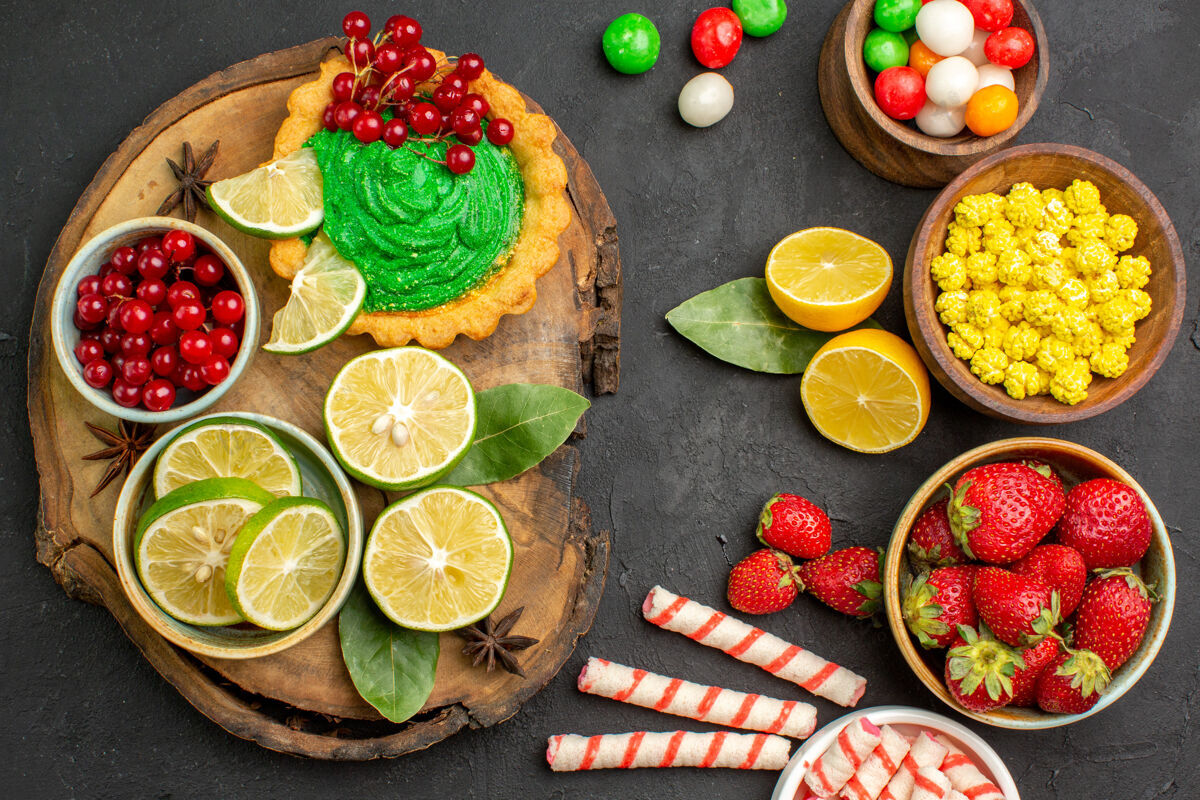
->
{"left": 445, "top": 383, "right": 590, "bottom": 486}
{"left": 338, "top": 584, "right": 439, "bottom": 723}
{"left": 666, "top": 277, "right": 881, "bottom": 373}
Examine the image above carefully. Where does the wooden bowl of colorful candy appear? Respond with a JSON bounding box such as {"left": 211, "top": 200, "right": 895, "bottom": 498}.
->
{"left": 818, "top": 0, "right": 1048, "bottom": 187}
{"left": 903, "top": 143, "right": 1186, "bottom": 424}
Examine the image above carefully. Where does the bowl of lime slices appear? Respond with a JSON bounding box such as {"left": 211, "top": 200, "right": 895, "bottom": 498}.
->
{"left": 112, "top": 411, "right": 362, "bottom": 659}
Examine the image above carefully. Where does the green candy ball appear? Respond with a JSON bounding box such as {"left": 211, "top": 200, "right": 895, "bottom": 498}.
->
{"left": 863, "top": 28, "right": 909, "bottom": 73}
{"left": 732, "top": 0, "right": 788, "bottom": 37}
{"left": 873, "top": 0, "right": 921, "bottom": 33}
{"left": 602, "top": 13, "right": 661, "bottom": 74}
{"left": 902, "top": 27, "right": 920, "bottom": 46}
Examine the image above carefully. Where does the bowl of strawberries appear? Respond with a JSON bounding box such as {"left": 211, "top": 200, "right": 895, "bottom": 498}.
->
{"left": 883, "top": 437, "right": 1175, "bottom": 728}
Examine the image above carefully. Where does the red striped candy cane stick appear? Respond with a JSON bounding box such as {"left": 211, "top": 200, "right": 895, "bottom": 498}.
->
{"left": 910, "top": 767, "right": 953, "bottom": 800}
{"left": 578, "top": 657, "right": 817, "bottom": 739}
{"left": 839, "top": 725, "right": 911, "bottom": 800}
{"left": 805, "top": 718, "right": 883, "bottom": 798}
{"left": 878, "top": 731, "right": 949, "bottom": 800}
{"left": 545, "top": 731, "right": 791, "bottom": 771}
{"left": 937, "top": 739, "right": 1006, "bottom": 800}
{"left": 642, "top": 586, "right": 867, "bottom": 707}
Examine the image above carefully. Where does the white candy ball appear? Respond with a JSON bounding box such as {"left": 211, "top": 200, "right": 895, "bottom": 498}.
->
{"left": 925, "top": 56, "right": 979, "bottom": 108}
{"left": 960, "top": 28, "right": 992, "bottom": 66}
{"left": 915, "top": 0, "right": 975, "bottom": 57}
{"left": 976, "top": 63, "right": 1016, "bottom": 92}
{"left": 678, "top": 72, "right": 735, "bottom": 128}
{"left": 916, "top": 100, "right": 967, "bottom": 137}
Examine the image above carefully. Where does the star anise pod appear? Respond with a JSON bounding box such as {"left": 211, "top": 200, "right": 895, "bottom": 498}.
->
{"left": 82, "top": 420, "right": 156, "bottom": 497}
{"left": 157, "top": 140, "right": 220, "bottom": 222}
{"left": 457, "top": 606, "right": 539, "bottom": 678}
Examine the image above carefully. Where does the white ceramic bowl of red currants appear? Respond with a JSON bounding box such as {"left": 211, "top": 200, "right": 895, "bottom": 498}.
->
{"left": 51, "top": 217, "right": 260, "bottom": 423}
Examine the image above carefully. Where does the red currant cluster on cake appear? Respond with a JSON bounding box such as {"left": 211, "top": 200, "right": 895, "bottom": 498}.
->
{"left": 323, "top": 11, "right": 516, "bottom": 175}
{"left": 71, "top": 230, "right": 245, "bottom": 412}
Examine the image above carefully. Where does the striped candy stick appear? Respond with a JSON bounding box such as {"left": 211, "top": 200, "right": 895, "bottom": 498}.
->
{"left": 910, "top": 767, "right": 953, "bottom": 800}
{"left": 937, "top": 738, "right": 1006, "bottom": 800}
{"left": 545, "top": 730, "right": 792, "bottom": 771}
{"left": 642, "top": 586, "right": 867, "bottom": 707}
{"left": 805, "top": 718, "right": 883, "bottom": 798}
{"left": 878, "top": 731, "right": 949, "bottom": 800}
{"left": 578, "top": 657, "right": 818, "bottom": 739}
{"left": 839, "top": 725, "right": 911, "bottom": 800}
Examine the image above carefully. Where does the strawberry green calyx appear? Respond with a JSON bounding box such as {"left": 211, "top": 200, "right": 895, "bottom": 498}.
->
{"left": 946, "top": 480, "right": 980, "bottom": 558}
{"left": 854, "top": 578, "right": 883, "bottom": 616}
{"left": 1054, "top": 648, "right": 1111, "bottom": 699}
{"left": 946, "top": 624, "right": 1025, "bottom": 704}
{"left": 1093, "top": 567, "right": 1158, "bottom": 603}
{"left": 1027, "top": 590, "right": 1064, "bottom": 646}
{"left": 755, "top": 496, "right": 778, "bottom": 545}
{"left": 903, "top": 573, "right": 949, "bottom": 648}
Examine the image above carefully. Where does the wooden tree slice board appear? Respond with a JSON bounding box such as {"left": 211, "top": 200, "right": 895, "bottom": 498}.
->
{"left": 26, "top": 39, "right": 619, "bottom": 760}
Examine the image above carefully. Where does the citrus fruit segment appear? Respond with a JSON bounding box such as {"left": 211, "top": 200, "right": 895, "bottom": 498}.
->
{"left": 134, "top": 477, "right": 276, "bottom": 626}
{"left": 206, "top": 148, "right": 323, "bottom": 239}
{"left": 765, "top": 227, "right": 893, "bottom": 332}
{"left": 323, "top": 347, "right": 476, "bottom": 491}
{"left": 800, "top": 328, "right": 931, "bottom": 453}
{"left": 153, "top": 417, "right": 302, "bottom": 499}
{"left": 363, "top": 486, "right": 512, "bottom": 632}
{"left": 263, "top": 232, "right": 365, "bottom": 355}
{"left": 224, "top": 497, "right": 345, "bottom": 631}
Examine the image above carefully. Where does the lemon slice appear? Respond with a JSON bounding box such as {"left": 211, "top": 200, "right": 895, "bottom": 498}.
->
{"left": 363, "top": 487, "right": 512, "bottom": 631}
{"left": 765, "top": 227, "right": 893, "bottom": 332}
{"left": 323, "top": 347, "right": 476, "bottom": 491}
{"left": 224, "top": 497, "right": 345, "bottom": 631}
{"left": 800, "top": 328, "right": 931, "bottom": 453}
{"left": 134, "top": 478, "right": 275, "bottom": 626}
{"left": 263, "top": 233, "right": 365, "bottom": 355}
{"left": 207, "top": 148, "right": 324, "bottom": 239}
{"left": 153, "top": 417, "right": 302, "bottom": 499}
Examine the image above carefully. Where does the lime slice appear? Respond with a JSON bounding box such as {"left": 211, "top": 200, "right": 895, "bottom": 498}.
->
{"left": 323, "top": 347, "right": 476, "bottom": 491}
{"left": 263, "top": 232, "right": 365, "bottom": 355}
{"left": 206, "top": 148, "right": 323, "bottom": 239}
{"left": 224, "top": 497, "right": 346, "bottom": 630}
{"left": 153, "top": 417, "right": 303, "bottom": 499}
{"left": 363, "top": 486, "right": 512, "bottom": 631}
{"left": 134, "top": 477, "right": 275, "bottom": 626}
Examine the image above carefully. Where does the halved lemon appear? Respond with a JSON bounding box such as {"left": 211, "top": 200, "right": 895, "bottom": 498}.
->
{"left": 207, "top": 148, "right": 323, "bottom": 239}
{"left": 225, "top": 497, "right": 346, "bottom": 631}
{"left": 134, "top": 477, "right": 275, "bottom": 626}
{"left": 800, "top": 328, "right": 931, "bottom": 453}
{"left": 363, "top": 486, "right": 512, "bottom": 631}
{"left": 153, "top": 417, "right": 302, "bottom": 499}
{"left": 765, "top": 227, "right": 893, "bottom": 332}
{"left": 323, "top": 347, "right": 476, "bottom": 491}
{"left": 263, "top": 232, "right": 365, "bottom": 355}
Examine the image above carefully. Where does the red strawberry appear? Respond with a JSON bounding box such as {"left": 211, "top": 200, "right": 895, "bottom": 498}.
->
{"left": 907, "top": 499, "right": 968, "bottom": 570}
{"left": 944, "top": 625, "right": 1023, "bottom": 712}
{"left": 1021, "top": 458, "right": 1065, "bottom": 496}
{"left": 1035, "top": 648, "right": 1111, "bottom": 714}
{"left": 903, "top": 565, "right": 977, "bottom": 649}
{"left": 1011, "top": 544, "right": 1088, "bottom": 618}
{"left": 1073, "top": 568, "right": 1157, "bottom": 671}
{"left": 755, "top": 493, "right": 832, "bottom": 559}
{"left": 727, "top": 549, "right": 800, "bottom": 614}
{"left": 795, "top": 546, "right": 881, "bottom": 618}
{"left": 948, "top": 462, "right": 1064, "bottom": 564}
{"left": 972, "top": 566, "right": 1060, "bottom": 647}
{"left": 1010, "top": 636, "right": 1060, "bottom": 707}
{"left": 1056, "top": 479, "right": 1152, "bottom": 569}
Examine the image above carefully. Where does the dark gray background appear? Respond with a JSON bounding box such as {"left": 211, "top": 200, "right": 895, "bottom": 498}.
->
{"left": 4, "top": 1, "right": 1197, "bottom": 798}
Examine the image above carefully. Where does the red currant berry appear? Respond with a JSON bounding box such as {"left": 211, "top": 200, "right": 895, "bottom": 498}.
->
{"left": 137, "top": 248, "right": 169, "bottom": 281}
{"left": 342, "top": 10, "right": 371, "bottom": 39}
{"left": 456, "top": 53, "right": 485, "bottom": 80}
{"left": 323, "top": 101, "right": 339, "bottom": 131}
{"left": 192, "top": 254, "right": 225, "bottom": 286}
{"left": 111, "top": 352, "right": 127, "bottom": 374}
{"left": 106, "top": 304, "right": 125, "bottom": 331}
{"left": 111, "top": 378, "right": 141, "bottom": 408}
{"left": 178, "top": 363, "right": 207, "bottom": 392}
{"left": 121, "top": 356, "right": 152, "bottom": 386}
{"left": 404, "top": 48, "right": 437, "bottom": 82}
{"left": 387, "top": 15, "right": 422, "bottom": 47}
{"left": 77, "top": 274, "right": 102, "bottom": 297}
{"left": 119, "top": 299, "right": 154, "bottom": 334}
{"left": 100, "top": 327, "right": 123, "bottom": 354}
{"left": 335, "top": 100, "right": 364, "bottom": 131}
{"left": 136, "top": 278, "right": 167, "bottom": 307}
{"left": 209, "top": 327, "right": 240, "bottom": 359}
{"left": 142, "top": 378, "right": 176, "bottom": 412}
{"left": 442, "top": 74, "right": 469, "bottom": 94}
{"left": 161, "top": 230, "right": 196, "bottom": 263}
{"left": 150, "top": 346, "right": 178, "bottom": 376}
{"left": 75, "top": 338, "right": 104, "bottom": 365}
{"left": 82, "top": 359, "right": 113, "bottom": 389}
{"left": 100, "top": 272, "right": 133, "bottom": 298}
{"left": 72, "top": 310, "right": 96, "bottom": 331}
{"left": 172, "top": 301, "right": 206, "bottom": 331}
{"left": 345, "top": 38, "right": 374, "bottom": 70}
{"left": 98, "top": 262, "right": 115, "bottom": 278}
{"left": 121, "top": 332, "right": 153, "bottom": 358}
{"left": 382, "top": 118, "right": 409, "bottom": 147}
{"left": 408, "top": 102, "right": 442, "bottom": 135}
{"left": 353, "top": 110, "right": 384, "bottom": 143}
{"left": 201, "top": 357, "right": 231, "bottom": 386}
{"left": 445, "top": 144, "right": 476, "bottom": 175}
{"left": 110, "top": 245, "right": 138, "bottom": 273}
{"left": 358, "top": 85, "right": 382, "bottom": 111}
{"left": 211, "top": 291, "right": 245, "bottom": 325}
{"left": 432, "top": 85, "right": 464, "bottom": 113}
{"left": 149, "top": 311, "right": 179, "bottom": 346}
{"left": 76, "top": 294, "right": 109, "bottom": 325}
{"left": 455, "top": 127, "right": 483, "bottom": 146}
{"left": 166, "top": 281, "right": 201, "bottom": 309}
{"left": 486, "top": 118, "right": 514, "bottom": 146}
{"left": 179, "top": 330, "right": 213, "bottom": 365}
{"left": 375, "top": 42, "right": 404, "bottom": 74}
{"left": 332, "top": 71, "right": 357, "bottom": 102}
{"left": 451, "top": 108, "right": 481, "bottom": 137}
{"left": 136, "top": 236, "right": 163, "bottom": 253}
{"left": 382, "top": 73, "right": 415, "bottom": 103}
{"left": 459, "top": 93, "right": 490, "bottom": 117}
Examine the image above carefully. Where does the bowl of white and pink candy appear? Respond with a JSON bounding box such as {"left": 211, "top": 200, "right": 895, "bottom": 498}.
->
{"left": 771, "top": 705, "right": 1020, "bottom": 800}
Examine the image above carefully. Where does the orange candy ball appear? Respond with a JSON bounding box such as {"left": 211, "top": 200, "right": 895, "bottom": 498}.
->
{"left": 908, "top": 40, "right": 944, "bottom": 77}
{"left": 964, "top": 85, "right": 1019, "bottom": 136}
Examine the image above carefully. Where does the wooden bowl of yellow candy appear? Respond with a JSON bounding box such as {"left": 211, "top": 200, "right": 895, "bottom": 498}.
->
{"left": 903, "top": 143, "right": 1186, "bottom": 424}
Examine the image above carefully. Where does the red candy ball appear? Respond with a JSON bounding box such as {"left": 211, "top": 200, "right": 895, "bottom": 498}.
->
{"left": 985, "top": 26, "right": 1035, "bottom": 69}
{"left": 691, "top": 7, "right": 743, "bottom": 69}
{"left": 960, "top": 0, "right": 1013, "bottom": 32}
{"left": 874, "top": 66, "right": 927, "bottom": 120}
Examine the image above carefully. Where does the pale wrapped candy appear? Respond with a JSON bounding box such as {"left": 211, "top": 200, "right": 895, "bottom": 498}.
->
{"left": 839, "top": 725, "right": 911, "bottom": 800}
{"left": 938, "top": 738, "right": 1006, "bottom": 800}
{"left": 805, "top": 718, "right": 882, "bottom": 798}
{"left": 910, "top": 766, "right": 953, "bottom": 800}
{"left": 879, "top": 731, "right": 949, "bottom": 800}
{"left": 545, "top": 730, "right": 790, "bottom": 771}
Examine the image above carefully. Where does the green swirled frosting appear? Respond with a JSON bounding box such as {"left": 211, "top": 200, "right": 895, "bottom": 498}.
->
{"left": 305, "top": 128, "right": 524, "bottom": 312}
